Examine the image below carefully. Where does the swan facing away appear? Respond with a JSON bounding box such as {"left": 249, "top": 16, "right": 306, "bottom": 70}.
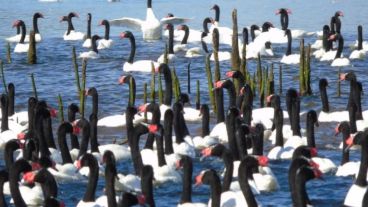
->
{"left": 109, "top": 0, "right": 191, "bottom": 40}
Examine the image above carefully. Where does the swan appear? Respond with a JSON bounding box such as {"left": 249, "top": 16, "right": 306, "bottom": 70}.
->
{"left": 61, "top": 12, "right": 86, "bottom": 41}
{"left": 335, "top": 122, "right": 360, "bottom": 177}
{"left": 157, "top": 23, "right": 176, "bottom": 64}
{"left": 6, "top": 12, "right": 43, "bottom": 43}
{"left": 109, "top": 0, "right": 190, "bottom": 40}
{"left": 120, "top": 31, "right": 159, "bottom": 72}
{"left": 344, "top": 130, "right": 368, "bottom": 207}
{"left": 98, "top": 20, "right": 114, "bottom": 50}
{"left": 79, "top": 35, "right": 101, "bottom": 59}
{"left": 6, "top": 22, "right": 21, "bottom": 43}
{"left": 350, "top": 25, "right": 366, "bottom": 59}
{"left": 192, "top": 104, "right": 219, "bottom": 149}
{"left": 313, "top": 25, "right": 331, "bottom": 59}
{"left": 318, "top": 79, "right": 349, "bottom": 122}
{"left": 97, "top": 75, "right": 144, "bottom": 127}
{"left": 275, "top": 8, "right": 307, "bottom": 38}
{"left": 280, "top": 29, "right": 300, "bottom": 64}
{"left": 330, "top": 34, "right": 350, "bottom": 66}
{"left": 13, "top": 20, "right": 29, "bottom": 53}
{"left": 176, "top": 156, "right": 208, "bottom": 207}
{"left": 82, "top": 13, "right": 92, "bottom": 48}
{"left": 208, "top": 4, "right": 232, "bottom": 45}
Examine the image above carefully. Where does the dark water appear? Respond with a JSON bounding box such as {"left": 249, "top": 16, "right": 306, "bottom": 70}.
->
{"left": 0, "top": 0, "right": 367, "bottom": 206}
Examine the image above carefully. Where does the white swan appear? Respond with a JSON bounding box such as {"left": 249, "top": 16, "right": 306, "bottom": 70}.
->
{"left": 61, "top": 12, "right": 86, "bottom": 41}
{"left": 109, "top": 0, "right": 190, "bottom": 40}
{"left": 12, "top": 20, "right": 29, "bottom": 53}
{"left": 120, "top": 31, "right": 159, "bottom": 72}
{"left": 280, "top": 29, "right": 300, "bottom": 64}
{"left": 329, "top": 34, "right": 350, "bottom": 67}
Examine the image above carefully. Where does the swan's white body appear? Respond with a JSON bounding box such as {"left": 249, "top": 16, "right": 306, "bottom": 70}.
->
{"left": 14, "top": 43, "right": 29, "bottom": 53}
{"left": 192, "top": 135, "right": 219, "bottom": 150}
{"left": 349, "top": 49, "right": 366, "bottom": 59}
{"left": 210, "top": 51, "right": 231, "bottom": 62}
{"left": 63, "top": 30, "right": 86, "bottom": 41}
{"left": 83, "top": 38, "right": 91, "bottom": 48}
{"left": 9, "top": 184, "right": 43, "bottom": 206}
{"left": 267, "top": 146, "right": 294, "bottom": 160}
{"left": 320, "top": 50, "right": 337, "bottom": 61}
{"left": 344, "top": 184, "right": 367, "bottom": 207}
{"left": 98, "top": 144, "right": 131, "bottom": 161}
{"left": 336, "top": 161, "right": 360, "bottom": 177}
{"left": 157, "top": 54, "right": 176, "bottom": 64}
{"left": 311, "top": 157, "right": 336, "bottom": 173}
{"left": 318, "top": 110, "right": 349, "bottom": 122}
{"left": 209, "top": 122, "right": 227, "bottom": 143}
{"left": 97, "top": 113, "right": 144, "bottom": 127}
{"left": 280, "top": 54, "right": 300, "bottom": 65}
{"left": 79, "top": 51, "right": 99, "bottom": 59}
{"left": 9, "top": 111, "right": 29, "bottom": 125}
{"left": 115, "top": 173, "right": 141, "bottom": 192}
{"left": 50, "top": 164, "right": 84, "bottom": 182}
{"left": 97, "top": 39, "right": 114, "bottom": 50}
{"left": 123, "top": 61, "right": 160, "bottom": 73}
{"left": 331, "top": 57, "right": 350, "bottom": 67}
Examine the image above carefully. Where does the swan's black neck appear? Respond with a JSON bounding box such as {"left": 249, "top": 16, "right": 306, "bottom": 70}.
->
{"left": 0, "top": 95, "right": 9, "bottom": 132}
{"left": 222, "top": 150, "right": 234, "bottom": 192}
{"left": 91, "top": 36, "right": 99, "bottom": 54}
{"left": 58, "top": 122, "right": 73, "bottom": 164}
{"left": 250, "top": 25, "right": 259, "bottom": 41}
{"left": 164, "top": 109, "right": 174, "bottom": 155}
{"left": 286, "top": 30, "right": 292, "bottom": 56}
{"left": 127, "top": 34, "right": 136, "bottom": 64}
{"left": 275, "top": 108, "right": 284, "bottom": 147}
{"left": 322, "top": 25, "right": 330, "bottom": 51}
{"left": 9, "top": 159, "right": 32, "bottom": 207}
{"left": 252, "top": 124, "right": 264, "bottom": 156}
{"left": 349, "top": 104, "right": 357, "bottom": 134}
{"left": 131, "top": 124, "right": 148, "bottom": 175}
{"left": 294, "top": 167, "right": 316, "bottom": 206}
{"left": 141, "top": 166, "right": 155, "bottom": 207}
{"left": 167, "top": 24, "right": 174, "bottom": 54}
{"left": 16, "top": 24, "right": 20, "bottom": 35}
{"left": 330, "top": 17, "right": 336, "bottom": 34}
{"left": 0, "top": 170, "right": 8, "bottom": 207}
{"left": 82, "top": 154, "right": 99, "bottom": 202}
{"left": 288, "top": 158, "right": 311, "bottom": 205}
{"left": 34, "top": 169, "right": 58, "bottom": 199}
{"left": 238, "top": 159, "right": 258, "bottom": 207}
{"left": 147, "top": 0, "right": 152, "bottom": 8}
{"left": 105, "top": 161, "right": 117, "bottom": 207}
{"left": 43, "top": 111, "right": 57, "bottom": 149}
{"left": 215, "top": 88, "right": 225, "bottom": 123}
{"left": 77, "top": 119, "right": 91, "bottom": 159}
{"left": 306, "top": 114, "right": 316, "bottom": 148}
{"left": 104, "top": 21, "right": 110, "bottom": 40}
{"left": 180, "top": 156, "right": 193, "bottom": 204}
{"left": 222, "top": 80, "right": 236, "bottom": 108}
{"left": 203, "top": 170, "right": 221, "bottom": 207}
{"left": 242, "top": 28, "right": 249, "bottom": 45}
{"left": 179, "top": 25, "right": 188, "bottom": 45}
{"left": 159, "top": 64, "right": 172, "bottom": 106}
{"left": 335, "top": 35, "right": 344, "bottom": 59}
{"left": 281, "top": 12, "right": 289, "bottom": 30}
{"left": 358, "top": 25, "right": 363, "bottom": 50}
{"left": 355, "top": 132, "right": 368, "bottom": 187}
{"left": 226, "top": 109, "right": 240, "bottom": 161}
{"left": 67, "top": 16, "right": 75, "bottom": 35}
{"left": 18, "top": 21, "right": 26, "bottom": 44}
{"left": 86, "top": 14, "right": 91, "bottom": 39}
{"left": 236, "top": 124, "right": 248, "bottom": 160}
{"left": 173, "top": 103, "right": 187, "bottom": 144}
{"left": 319, "top": 81, "right": 329, "bottom": 112}
{"left": 203, "top": 18, "right": 211, "bottom": 34}
{"left": 4, "top": 140, "right": 20, "bottom": 171}
{"left": 201, "top": 105, "right": 210, "bottom": 137}
{"left": 7, "top": 83, "right": 15, "bottom": 116}
{"left": 89, "top": 114, "right": 100, "bottom": 153}
{"left": 68, "top": 103, "right": 80, "bottom": 149}
{"left": 156, "top": 127, "right": 167, "bottom": 167}
{"left": 340, "top": 123, "right": 350, "bottom": 165}
{"left": 242, "top": 86, "right": 253, "bottom": 126}
{"left": 213, "top": 5, "right": 220, "bottom": 22}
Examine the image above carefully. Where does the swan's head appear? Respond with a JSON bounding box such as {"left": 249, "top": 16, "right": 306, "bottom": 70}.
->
{"left": 276, "top": 8, "right": 292, "bottom": 15}
{"left": 240, "top": 84, "right": 252, "bottom": 96}
{"left": 177, "top": 24, "right": 188, "bottom": 31}
{"left": 68, "top": 12, "right": 79, "bottom": 18}
{"left": 335, "top": 11, "right": 344, "bottom": 17}
{"left": 319, "top": 78, "right": 328, "bottom": 90}
{"left": 307, "top": 110, "right": 319, "bottom": 127}
{"left": 211, "top": 4, "right": 219, "bottom": 11}
{"left": 34, "top": 12, "right": 44, "bottom": 19}
{"left": 262, "top": 22, "right": 274, "bottom": 32}
{"left": 166, "top": 13, "right": 174, "bottom": 18}
{"left": 120, "top": 31, "right": 133, "bottom": 39}
{"left": 12, "top": 20, "right": 23, "bottom": 28}
{"left": 87, "top": 13, "right": 92, "bottom": 21}
{"left": 99, "top": 19, "right": 109, "bottom": 26}
{"left": 164, "top": 23, "right": 174, "bottom": 30}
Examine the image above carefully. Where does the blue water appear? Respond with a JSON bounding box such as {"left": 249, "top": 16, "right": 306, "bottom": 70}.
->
{"left": 0, "top": 0, "right": 367, "bottom": 206}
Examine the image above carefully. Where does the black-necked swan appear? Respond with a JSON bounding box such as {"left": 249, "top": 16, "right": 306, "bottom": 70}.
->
{"left": 353, "top": 25, "right": 368, "bottom": 51}
{"left": 335, "top": 121, "right": 360, "bottom": 177}
{"left": 12, "top": 20, "right": 29, "bottom": 53}
{"left": 280, "top": 29, "right": 300, "bottom": 64}
{"left": 6, "top": 22, "right": 21, "bottom": 43}
{"left": 109, "top": 0, "right": 190, "bottom": 40}
{"left": 9, "top": 159, "right": 43, "bottom": 206}
{"left": 344, "top": 130, "right": 368, "bottom": 207}
{"left": 76, "top": 154, "right": 100, "bottom": 207}
{"left": 98, "top": 20, "right": 114, "bottom": 50}
{"left": 120, "top": 31, "right": 159, "bottom": 72}
{"left": 208, "top": 4, "right": 233, "bottom": 45}
{"left": 79, "top": 35, "right": 101, "bottom": 59}
{"left": 176, "top": 156, "right": 207, "bottom": 207}
{"left": 275, "top": 8, "right": 307, "bottom": 38}
{"left": 192, "top": 104, "right": 219, "bottom": 149}
{"left": 61, "top": 12, "right": 86, "bottom": 41}
{"left": 157, "top": 23, "right": 176, "bottom": 64}
{"left": 329, "top": 33, "right": 350, "bottom": 66}
{"left": 7, "top": 83, "right": 29, "bottom": 126}
{"left": 350, "top": 25, "right": 366, "bottom": 59}
{"left": 82, "top": 13, "right": 92, "bottom": 48}
{"left": 313, "top": 25, "right": 331, "bottom": 58}
{"left": 318, "top": 79, "right": 349, "bottom": 122}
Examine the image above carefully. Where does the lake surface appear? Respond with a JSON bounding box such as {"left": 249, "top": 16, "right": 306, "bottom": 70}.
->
{"left": 0, "top": 0, "right": 367, "bottom": 206}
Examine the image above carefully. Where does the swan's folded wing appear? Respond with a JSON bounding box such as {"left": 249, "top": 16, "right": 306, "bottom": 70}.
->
{"left": 109, "top": 18, "right": 143, "bottom": 30}
{"left": 160, "top": 17, "right": 192, "bottom": 25}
